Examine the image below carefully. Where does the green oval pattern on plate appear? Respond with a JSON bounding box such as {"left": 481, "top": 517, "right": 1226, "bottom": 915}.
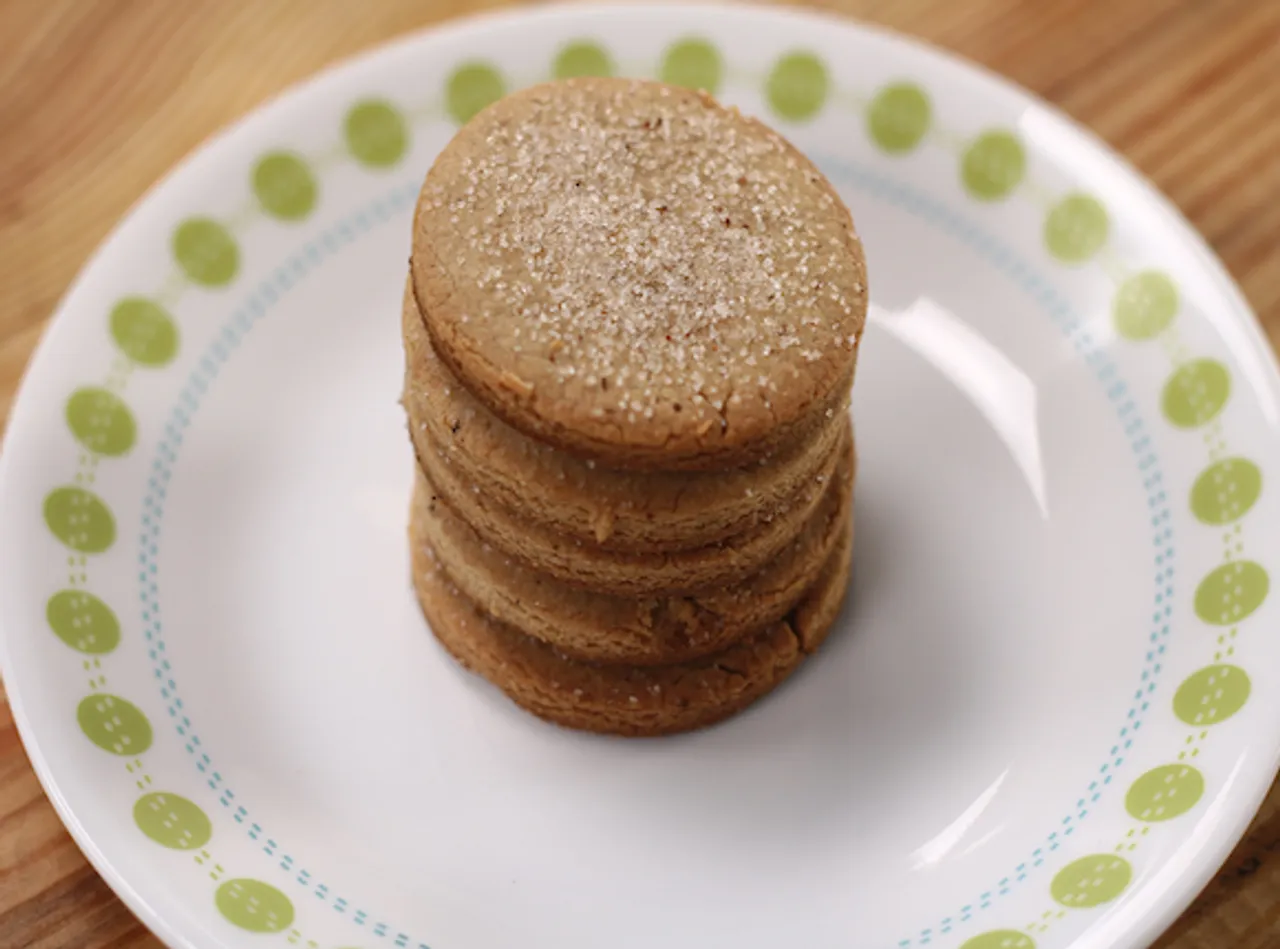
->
{"left": 65, "top": 387, "right": 135, "bottom": 456}
{"left": 1174, "top": 665, "right": 1251, "bottom": 726}
{"left": 867, "top": 82, "right": 931, "bottom": 154}
{"left": 961, "top": 130, "right": 1025, "bottom": 201}
{"left": 1194, "top": 560, "right": 1269, "bottom": 626}
{"left": 766, "top": 51, "right": 828, "bottom": 121}
{"left": 659, "top": 38, "right": 722, "bottom": 93}
{"left": 1162, "top": 358, "right": 1230, "bottom": 428}
{"left": 1125, "top": 764, "right": 1205, "bottom": 822}
{"left": 1044, "top": 194, "right": 1109, "bottom": 263}
{"left": 345, "top": 100, "right": 409, "bottom": 168}
{"left": 446, "top": 62, "right": 505, "bottom": 125}
{"left": 252, "top": 151, "right": 317, "bottom": 221}
{"left": 77, "top": 694, "right": 153, "bottom": 756}
{"left": 134, "top": 792, "right": 213, "bottom": 850}
{"left": 1190, "top": 457, "right": 1262, "bottom": 525}
{"left": 46, "top": 590, "right": 120, "bottom": 654}
{"left": 553, "top": 40, "right": 613, "bottom": 78}
{"left": 215, "top": 879, "right": 295, "bottom": 933}
{"left": 1114, "top": 271, "right": 1179, "bottom": 340}
{"left": 173, "top": 218, "right": 239, "bottom": 287}
{"left": 44, "top": 487, "right": 115, "bottom": 553}
{"left": 960, "top": 932, "right": 1035, "bottom": 949}
{"left": 1050, "top": 854, "right": 1132, "bottom": 908}
{"left": 109, "top": 298, "right": 179, "bottom": 367}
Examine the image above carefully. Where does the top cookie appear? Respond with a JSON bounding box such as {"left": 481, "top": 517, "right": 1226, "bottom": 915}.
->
{"left": 411, "top": 76, "right": 868, "bottom": 470}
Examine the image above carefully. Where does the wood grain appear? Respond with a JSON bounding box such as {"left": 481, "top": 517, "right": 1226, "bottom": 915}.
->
{"left": 1, "top": 1, "right": 1278, "bottom": 947}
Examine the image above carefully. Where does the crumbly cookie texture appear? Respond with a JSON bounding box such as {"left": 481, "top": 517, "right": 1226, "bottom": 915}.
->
{"left": 409, "top": 483, "right": 854, "bottom": 737}
{"left": 415, "top": 420, "right": 850, "bottom": 596}
{"left": 411, "top": 76, "right": 867, "bottom": 470}
{"left": 401, "top": 280, "right": 849, "bottom": 551}
{"left": 410, "top": 435, "right": 853, "bottom": 665}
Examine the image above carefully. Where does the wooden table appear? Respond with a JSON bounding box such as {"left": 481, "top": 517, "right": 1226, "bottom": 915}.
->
{"left": 2, "top": 1, "right": 1279, "bottom": 946}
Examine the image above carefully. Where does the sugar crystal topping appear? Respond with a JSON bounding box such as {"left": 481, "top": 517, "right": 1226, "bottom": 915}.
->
{"left": 417, "top": 78, "right": 866, "bottom": 430}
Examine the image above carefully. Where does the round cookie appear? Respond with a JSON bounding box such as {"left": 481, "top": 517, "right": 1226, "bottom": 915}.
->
{"left": 409, "top": 490, "right": 854, "bottom": 737}
{"left": 416, "top": 419, "right": 851, "bottom": 596}
{"left": 411, "top": 76, "right": 868, "bottom": 471}
{"left": 402, "top": 281, "right": 849, "bottom": 551}
{"left": 410, "top": 437, "right": 853, "bottom": 665}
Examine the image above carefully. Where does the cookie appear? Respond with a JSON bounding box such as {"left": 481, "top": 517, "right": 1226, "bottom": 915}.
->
{"left": 410, "top": 432, "right": 853, "bottom": 665}
{"left": 411, "top": 76, "right": 867, "bottom": 471}
{"left": 402, "top": 281, "right": 848, "bottom": 551}
{"left": 409, "top": 484, "right": 854, "bottom": 737}
{"left": 415, "top": 419, "right": 851, "bottom": 596}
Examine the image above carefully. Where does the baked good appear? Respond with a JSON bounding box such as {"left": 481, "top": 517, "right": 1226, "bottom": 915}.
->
{"left": 401, "top": 75, "right": 868, "bottom": 736}
{"left": 410, "top": 76, "right": 867, "bottom": 471}
{"left": 411, "top": 432, "right": 854, "bottom": 665}
{"left": 409, "top": 482, "right": 854, "bottom": 737}
{"left": 402, "top": 281, "right": 848, "bottom": 551}
{"left": 415, "top": 419, "right": 847, "bottom": 595}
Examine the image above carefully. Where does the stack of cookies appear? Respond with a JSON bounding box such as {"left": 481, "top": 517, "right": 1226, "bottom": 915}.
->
{"left": 402, "top": 77, "right": 868, "bottom": 737}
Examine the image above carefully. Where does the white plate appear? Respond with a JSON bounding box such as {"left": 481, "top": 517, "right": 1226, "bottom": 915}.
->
{"left": 3, "top": 5, "right": 1279, "bottom": 949}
